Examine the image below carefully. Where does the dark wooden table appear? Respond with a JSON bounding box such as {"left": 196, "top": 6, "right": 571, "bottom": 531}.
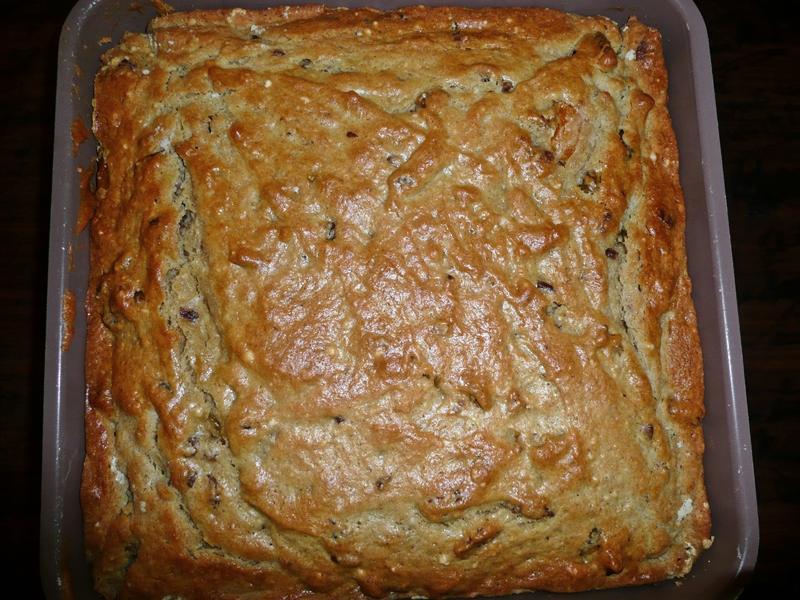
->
{"left": 1, "top": 0, "right": 797, "bottom": 596}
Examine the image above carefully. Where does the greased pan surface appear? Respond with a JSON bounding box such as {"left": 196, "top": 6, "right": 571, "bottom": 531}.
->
{"left": 43, "top": 1, "right": 757, "bottom": 598}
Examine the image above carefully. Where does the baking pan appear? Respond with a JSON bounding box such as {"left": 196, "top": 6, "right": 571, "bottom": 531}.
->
{"left": 42, "top": 1, "right": 758, "bottom": 598}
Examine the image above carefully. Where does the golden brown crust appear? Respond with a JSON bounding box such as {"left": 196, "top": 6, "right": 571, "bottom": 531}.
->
{"left": 83, "top": 6, "right": 711, "bottom": 598}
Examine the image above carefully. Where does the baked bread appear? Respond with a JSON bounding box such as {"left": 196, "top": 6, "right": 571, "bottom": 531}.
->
{"left": 82, "top": 5, "right": 712, "bottom": 599}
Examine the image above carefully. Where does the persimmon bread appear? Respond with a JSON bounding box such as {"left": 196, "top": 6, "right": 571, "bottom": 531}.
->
{"left": 82, "top": 5, "right": 712, "bottom": 599}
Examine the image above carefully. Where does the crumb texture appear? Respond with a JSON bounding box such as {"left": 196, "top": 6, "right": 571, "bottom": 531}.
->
{"left": 83, "top": 6, "right": 710, "bottom": 599}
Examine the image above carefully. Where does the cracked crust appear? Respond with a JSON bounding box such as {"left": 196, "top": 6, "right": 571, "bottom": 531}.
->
{"left": 82, "top": 6, "right": 711, "bottom": 599}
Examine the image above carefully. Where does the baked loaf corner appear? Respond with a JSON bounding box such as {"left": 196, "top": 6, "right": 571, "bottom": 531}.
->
{"left": 83, "top": 6, "right": 711, "bottom": 598}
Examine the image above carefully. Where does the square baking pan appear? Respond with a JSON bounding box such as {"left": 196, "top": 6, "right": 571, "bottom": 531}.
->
{"left": 42, "top": 0, "right": 758, "bottom": 598}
